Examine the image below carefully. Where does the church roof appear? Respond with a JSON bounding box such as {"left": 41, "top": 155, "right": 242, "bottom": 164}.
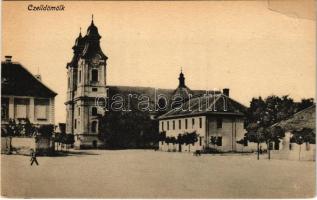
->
{"left": 158, "top": 94, "right": 247, "bottom": 120}
{"left": 172, "top": 70, "right": 192, "bottom": 101}
{"left": 1, "top": 61, "right": 57, "bottom": 98}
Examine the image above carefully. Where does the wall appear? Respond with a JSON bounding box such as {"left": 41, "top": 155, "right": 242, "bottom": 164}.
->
{"left": 207, "top": 116, "right": 246, "bottom": 152}
{"left": 1, "top": 137, "right": 53, "bottom": 155}
{"left": 159, "top": 116, "right": 206, "bottom": 152}
{"left": 270, "top": 132, "right": 316, "bottom": 161}
{"left": 74, "top": 135, "right": 104, "bottom": 149}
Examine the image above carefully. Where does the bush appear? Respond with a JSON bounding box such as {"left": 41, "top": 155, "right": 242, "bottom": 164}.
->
{"left": 38, "top": 124, "right": 54, "bottom": 138}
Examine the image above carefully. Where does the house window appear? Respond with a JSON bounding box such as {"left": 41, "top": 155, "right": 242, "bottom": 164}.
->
{"left": 199, "top": 118, "right": 202, "bottom": 128}
{"left": 192, "top": 118, "right": 195, "bottom": 128}
{"left": 78, "top": 70, "right": 81, "bottom": 83}
{"left": 74, "top": 119, "right": 77, "bottom": 129}
{"left": 91, "top": 69, "right": 98, "bottom": 82}
{"left": 14, "top": 98, "right": 29, "bottom": 120}
{"left": 92, "top": 107, "right": 98, "bottom": 116}
{"left": 179, "top": 120, "right": 181, "bottom": 129}
{"left": 167, "top": 121, "right": 170, "bottom": 130}
{"left": 185, "top": 119, "right": 188, "bottom": 129}
{"left": 173, "top": 121, "right": 175, "bottom": 130}
{"left": 68, "top": 77, "right": 70, "bottom": 88}
{"left": 161, "top": 121, "right": 164, "bottom": 131}
{"left": 35, "top": 99, "right": 49, "bottom": 120}
{"left": 199, "top": 137, "right": 202, "bottom": 146}
{"left": 92, "top": 88, "right": 98, "bottom": 92}
{"left": 91, "top": 121, "right": 97, "bottom": 133}
{"left": 217, "top": 118, "right": 223, "bottom": 129}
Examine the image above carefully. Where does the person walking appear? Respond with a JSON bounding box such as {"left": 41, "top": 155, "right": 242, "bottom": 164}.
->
{"left": 30, "top": 149, "right": 39, "bottom": 166}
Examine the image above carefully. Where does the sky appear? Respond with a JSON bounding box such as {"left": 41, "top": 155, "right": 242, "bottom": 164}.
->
{"left": 2, "top": 1, "right": 315, "bottom": 124}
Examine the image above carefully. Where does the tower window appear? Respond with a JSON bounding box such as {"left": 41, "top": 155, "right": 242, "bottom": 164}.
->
{"left": 192, "top": 118, "right": 195, "bottom": 128}
{"left": 167, "top": 121, "right": 170, "bottom": 130}
{"left": 91, "top": 121, "right": 97, "bottom": 133}
{"left": 78, "top": 107, "right": 80, "bottom": 116}
{"left": 161, "top": 121, "right": 164, "bottom": 131}
{"left": 199, "top": 118, "right": 202, "bottom": 128}
{"left": 92, "top": 107, "right": 98, "bottom": 116}
{"left": 92, "top": 88, "right": 98, "bottom": 92}
{"left": 179, "top": 120, "right": 181, "bottom": 129}
{"left": 74, "top": 119, "right": 77, "bottom": 129}
{"left": 185, "top": 119, "right": 188, "bottom": 129}
{"left": 173, "top": 120, "right": 175, "bottom": 130}
{"left": 91, "top": 69, "right": 98, "bottom": 82}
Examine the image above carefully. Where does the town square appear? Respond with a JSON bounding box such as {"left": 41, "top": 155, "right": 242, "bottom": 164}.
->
{"left": 1, "top": 0, "right": 316, "bottom": 198}
{"left": 2, "top": 150, "right": 315, "bottom": 198}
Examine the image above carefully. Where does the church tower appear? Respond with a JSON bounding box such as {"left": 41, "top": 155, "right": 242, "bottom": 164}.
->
{"left": 65, "top": 16, "right": 108, "bottom": 149}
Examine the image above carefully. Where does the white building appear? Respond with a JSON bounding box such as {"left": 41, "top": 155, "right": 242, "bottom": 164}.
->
{"left": 158, "top": 89, "right": 248, "bottom": 152}
{"left": 1, "top": 56, "right": 57, "bottom": 126}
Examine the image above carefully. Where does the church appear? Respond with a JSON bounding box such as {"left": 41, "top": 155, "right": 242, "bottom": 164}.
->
{"left": 66, "top": 17, "right": 248, "bottom": 150}
{"left": 65, "top": 17, "right": 108, "bottom": 149}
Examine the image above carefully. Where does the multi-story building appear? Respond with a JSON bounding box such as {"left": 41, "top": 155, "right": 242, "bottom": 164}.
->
{"left": 1, "top": 56, "right": 57, "bottom": 127}
{"left": 158, "top": 88, "right": 248, "bottom": 152}
{"left": 65, "top": 17, "right": 108, "bottom": 149}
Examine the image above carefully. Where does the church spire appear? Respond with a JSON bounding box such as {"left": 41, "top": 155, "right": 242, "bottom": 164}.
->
{"left": 178, "top": 68, "right": 185, "bottom": 87}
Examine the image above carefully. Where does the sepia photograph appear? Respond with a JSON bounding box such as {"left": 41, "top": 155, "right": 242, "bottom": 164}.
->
{"left": 1, "top": 0, "right": 316, "bottom": 198}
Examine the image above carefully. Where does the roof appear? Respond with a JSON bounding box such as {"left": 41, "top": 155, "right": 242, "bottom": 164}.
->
{"left": 272, "top": 104, "right": 316, "bottom": 132}
{"left": 1, "top": 61, "right": 57, "bottom": 98}
{"left": 107, "top": 85, "right": 220, "bottom": 114}
{"left": 158, "top": 93, "right": 247, "bottom": 120}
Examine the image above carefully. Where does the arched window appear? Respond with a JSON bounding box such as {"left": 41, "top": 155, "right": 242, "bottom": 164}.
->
{"left": 92, "top": 107, "right": 98, "bottom": 116}
{"left": 91, "top": 121, "right": 97, "bottom": 133}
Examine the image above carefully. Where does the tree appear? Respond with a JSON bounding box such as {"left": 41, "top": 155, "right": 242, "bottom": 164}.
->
{"left": 245, "top": 95, "right": 298, "bottom": 159}
{"left": 296, "top": 98, "right": 314, "bottom": 112}
{"left": 290, "top": 128, "right": 315, "bottom": 160}
{"left": 24, "top": 118, "right": 36, "bottom": 137}
{"left": 263, "top": 126, "right": 285, "bottom": 159}
{"left": 37, "top": 124, "right": 54, "bottom": 139}
{"left": 98, "top": 104, "right": 159, "bottom": 149}
{"left": 183, "top": 131, "right": 198, "bottom": 152}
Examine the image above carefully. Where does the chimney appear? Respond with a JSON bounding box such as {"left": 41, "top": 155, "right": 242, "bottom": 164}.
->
{"left": 5, "top": 55, "right": 12, "bottom": 63}
{"left": 35, "top": 74, "right": 42, "bottom": 81}
{"left": 223, "top": 88, "right": 229, "bottom": 97}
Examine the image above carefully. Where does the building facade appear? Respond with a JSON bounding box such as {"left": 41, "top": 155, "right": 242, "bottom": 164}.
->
{"left": 1, "top": 56, "right": 57, "bottom": 127}
{"left": 158, "top": 89, "right": 248, "bottom": 152}
{"left": 65, "top": 17, "right": 108, "bottom": 149}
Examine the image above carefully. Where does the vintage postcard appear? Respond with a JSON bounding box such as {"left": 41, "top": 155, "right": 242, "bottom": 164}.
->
{"left": 1, "top": 0, "right": 316, "bottom": 198}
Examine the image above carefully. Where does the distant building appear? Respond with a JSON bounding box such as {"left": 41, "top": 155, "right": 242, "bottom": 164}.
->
{"left": 1, "top": 56, "right": 57, "bottom": 126}
{"left": 271, "top": 105, "right": 316, "bottom": 161}
{"left": 158, "top": 89, "right": 247, "bottom": 152}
